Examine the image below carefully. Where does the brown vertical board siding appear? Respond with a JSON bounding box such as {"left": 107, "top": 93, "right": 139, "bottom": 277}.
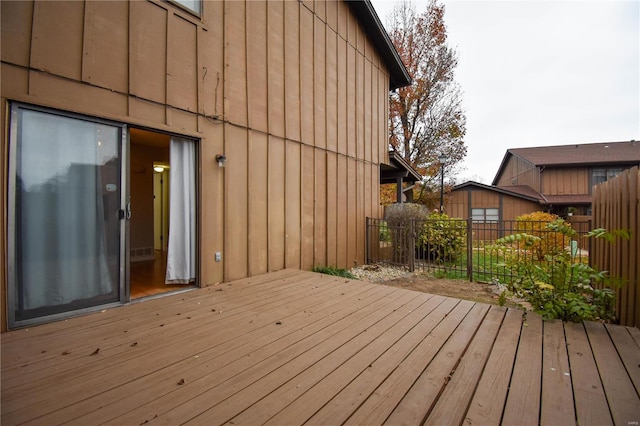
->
{"left": 1, "top": 65, "right": 29, "bottom": 102}
{"left": 268, "top": 136, "right": 286, "bottom": 271}
{"left": 168, "top": 108, "right": 198, "bottom": 132}
{"left": 300, "top": 4, "right": 315, "bottom": 146}
{"left": 347, "top": 157, "right": 357, "bottom": 266}
{"left": 225, "top": 125, "right": 249, "bottom": 281}
{"left": 1, "top": 0, "right": 33, "bottom": 67}
{"left": 248, "top": 131, "right": 269, "bottom": 275}
{"left": 326, "top": 152, "right": 338, "bottom": 267}
{"left": 315, "top": 0, "right": 326, "bottom": 22}
{"left": 364, "top": 59, "right": 372, "bottom": 164}
{"left": 337, "top": 155, "right": 348, "bottom": 268}
{"left": 284, "top": 0, "right": 301, "bottom": 142}
{"left": 82, "top": 1, "right": 128, "bottom": 93}
{"left": 314, "top": 17, "right": 327, "bottom": 150}
{"left": 370, "top": 67, "right": 379, "bottom": 166}
{"left": 326, "top": 0, "right": 338, "bottom": 31}
{"left": 630, "top": 171, "right": 637, "bottom": 328}
{"left": 246, "top": 1, "right": 268, "bottom": 133}
{"left": 301, "top": 145, "right": 315, "bottom": 269}
{"left": 364, "top": 162, "right": 372, "bottom": 224}
{"left": 337, "top": 0, "right": 348, "bottom": 37}
{"left": 593, "top": 166, "right": 640, "bottom": 326}
{"left": 542, "top": 168, "right": 589, "bottom": 196}
{"left": 199, "top": 123, "right": 225, "bottom": 287}
{"left": 129, "top": 97, "right": 166, "bottom": 125}
{"left": 224, "top": 0, "right": 248, "bottom": 127}
{"left": 285, "top": 141, "right": 302, "bottom": 269}
{"left": 129, "top": 1, "right": 167, "bottom": 105}
{"left": 302, "top": 0, "right": 315, "bottom": 13}
{"left": 337, "top": 37, "right": 347, "bottom": 156}
{"left": 379, "top": 72, "right": 388, "bottom": 167}
{"left": 167, "top": 15, "right": 198, "bottom": 113}
{"left": 326, "top": 29, "right": 338, "bottom": 153}
{"left": 267, "top": 1, "right": 285, "bottom": 139}
{"left": 198, "top": 1, "right": 223, "bottom": 119}
{"left": 31, "top": 1, "right": 83, "bottom": 81}
{"left": 346, "top": 43, "right": 356, "bottom": 157}
{"left": 355, "top": 54, "right": 365, "bottom": 160}
{"left": 356, "top": 161, "right": 365, "bottom": 263}
{"left": 29, "top": 72, "right": 127, "bottom": 119}
{"left": 314, "top": 149, "right": 327, "bottom": 267}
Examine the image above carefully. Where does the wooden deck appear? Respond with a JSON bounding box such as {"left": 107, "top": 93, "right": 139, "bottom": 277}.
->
{"left": 2, "top": 269, "right": 639, "bottom": 425}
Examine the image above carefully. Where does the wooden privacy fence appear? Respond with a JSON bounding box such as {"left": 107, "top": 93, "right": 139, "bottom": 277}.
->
{"left": 592, "top": 166, "right": 640, "bottom": 327}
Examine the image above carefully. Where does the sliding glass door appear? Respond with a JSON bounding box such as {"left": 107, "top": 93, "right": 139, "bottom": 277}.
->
{"left": 8, "top": 104, "right": 125, "bottom": 327}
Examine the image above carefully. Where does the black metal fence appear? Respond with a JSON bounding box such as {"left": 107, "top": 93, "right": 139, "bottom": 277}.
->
{"left": 366, "top": 217, "right": 592, "bottom": 283}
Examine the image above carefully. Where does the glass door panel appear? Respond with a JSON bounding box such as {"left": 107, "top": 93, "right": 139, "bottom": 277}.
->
{"left": 9, "top": 104, "right": 123, "bottom": 326}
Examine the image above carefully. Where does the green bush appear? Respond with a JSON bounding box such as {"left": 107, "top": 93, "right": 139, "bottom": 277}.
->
{"left": 491, "top": 219, "right": 626, "bottom": 322}
{"left": 417, "top": 212, "right": 467, "bottom": 263}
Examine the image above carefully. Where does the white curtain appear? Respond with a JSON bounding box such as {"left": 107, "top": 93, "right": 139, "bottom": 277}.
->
{"left": 165, "top": 137, "right": 196, "bottom": 284}
{"left": 17, "top": 109, "right": 118, "bottom": 311}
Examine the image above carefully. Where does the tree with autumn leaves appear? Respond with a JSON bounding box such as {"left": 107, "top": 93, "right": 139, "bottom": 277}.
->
{"left": 382, "top": 0, "right": 467, "bottom": 207}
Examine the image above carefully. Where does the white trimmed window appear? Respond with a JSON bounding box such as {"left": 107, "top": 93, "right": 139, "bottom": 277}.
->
{"left": 472, "top": 208, "right": 500, "bottom": 223}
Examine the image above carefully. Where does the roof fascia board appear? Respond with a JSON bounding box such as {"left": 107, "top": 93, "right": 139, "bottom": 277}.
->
{"left": 348, "top": 0, "right": 412, "bottom": 90}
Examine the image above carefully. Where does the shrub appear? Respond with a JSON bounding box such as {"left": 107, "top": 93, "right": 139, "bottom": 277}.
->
{"left": 515, "top": 211, "right": 570, "bottom": 260}
{"left": 492, "top": 220, "right": 626, "bottom": 322}
{"left": 384, "top": 203, "right": 429, "bottom": 264}
{"left": 417, "top": 212, "right": 467, "bottom": 263}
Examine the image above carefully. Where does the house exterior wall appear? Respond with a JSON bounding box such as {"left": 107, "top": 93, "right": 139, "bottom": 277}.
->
{"left": 0, "top": 0, "right": 391, "bottom": 329}
{"left": 540, "top": 167, "right": 590, "bottom": 195}
{"left": 494, "top": 155, "right": 539, "bottom": 190}
{"left": 447, "top": 187, "right": 540, "bottom": 221}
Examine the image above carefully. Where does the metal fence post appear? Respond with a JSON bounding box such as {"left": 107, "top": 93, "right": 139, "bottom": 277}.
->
{"left": 467, "top": 218, "right": 473, "bottom": 281}
{"left": 409, "top": 219, "right": 415, "bottom": 272}
{"left": 365, "top": 217, "right": 370, "bottom": 265}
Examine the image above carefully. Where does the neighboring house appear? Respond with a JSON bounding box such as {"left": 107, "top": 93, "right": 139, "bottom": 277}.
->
{"left": 448, "top": 141, "right": 640, "bottom": 222}
{"left": 0, "top": 0, "right": 411, "bottom": 330}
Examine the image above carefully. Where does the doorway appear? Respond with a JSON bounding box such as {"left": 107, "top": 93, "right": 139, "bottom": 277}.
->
{"left": 128, "top": 128, "right": 197, "bottom": 299}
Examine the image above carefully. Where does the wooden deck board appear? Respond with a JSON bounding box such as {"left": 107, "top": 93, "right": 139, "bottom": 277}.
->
{"left": 464, "top": 308, "right": 523, "bottom": 425}
{"left": 585, "top": 321, "right": 640, "bottom": 425}
{"left": 1, "top": 269, "right": 638, "bottom": 426}
{"left": 540, "top": 320, "right": 575, "bottom": 426}
{"left": 501, "top": 312, "right": 543, "bottom": 426}
{"left": 564, "top": 321, "right": 614, "bottom": 426}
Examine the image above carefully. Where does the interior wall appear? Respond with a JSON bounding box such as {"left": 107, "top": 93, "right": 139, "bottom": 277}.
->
{"left": 130, "top": 143, "right": 169, "bottom": 257}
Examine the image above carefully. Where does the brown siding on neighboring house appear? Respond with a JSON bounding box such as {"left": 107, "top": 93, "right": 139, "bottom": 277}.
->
{"left": 495, "top": 154, "right": 540, "bottom": 190}
{"left": 446, "top": 186, "right": 540, "bottom": 221}
{"left": 0, "top": 0, "right": 397, "bottom": 330}
{"left": 540, "top": 167, "right": 590, "bottom": 195}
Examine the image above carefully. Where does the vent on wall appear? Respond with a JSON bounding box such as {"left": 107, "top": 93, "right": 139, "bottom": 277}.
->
{"left": 131, "top": 247, "right": 155, "bottom": 262}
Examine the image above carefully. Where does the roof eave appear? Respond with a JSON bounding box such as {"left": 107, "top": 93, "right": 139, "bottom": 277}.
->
{"left": 349, "top": 0, "right": 412, "bottom": 90}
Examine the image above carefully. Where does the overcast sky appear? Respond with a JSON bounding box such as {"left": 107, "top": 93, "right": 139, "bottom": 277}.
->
{"left": 370, "top": 0, "right": 640, "bottom": 184}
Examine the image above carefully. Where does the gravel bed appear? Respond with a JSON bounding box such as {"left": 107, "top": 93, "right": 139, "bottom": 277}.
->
{"left": 349, "top": 264, "right": 412, "bottom": 282}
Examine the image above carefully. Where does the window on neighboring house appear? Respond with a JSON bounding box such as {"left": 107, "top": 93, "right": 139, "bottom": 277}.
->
{"left": 169, "top": 0, "right": 201, "bottom": 15}
{"left": 591, "top": 167, "right": 624, "bottom": 188}
{"left": 472, "top": 208, "right": 500, "bottom": 223}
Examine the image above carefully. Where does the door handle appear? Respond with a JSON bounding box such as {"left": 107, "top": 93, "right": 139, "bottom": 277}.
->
{"left": 126, "top": 202, "right": 132, "bottom": 220}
